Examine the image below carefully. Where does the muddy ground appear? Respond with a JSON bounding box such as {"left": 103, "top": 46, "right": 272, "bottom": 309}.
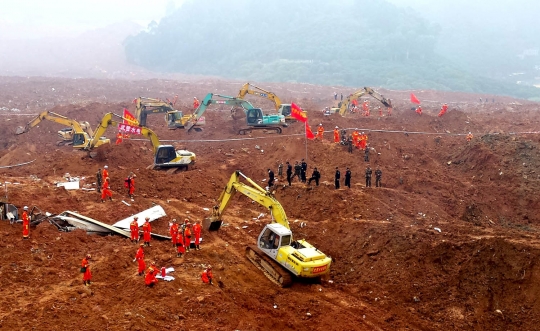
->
{"left": 1, "top": 76, "right": 540, "bottom": 330}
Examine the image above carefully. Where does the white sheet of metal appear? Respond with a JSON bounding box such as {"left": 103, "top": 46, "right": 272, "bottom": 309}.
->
{"left": 56, "top": 181, "right": 80, "bottom": 190}
{"left": 112, "top": 205, "right": 167, "bottom": 229}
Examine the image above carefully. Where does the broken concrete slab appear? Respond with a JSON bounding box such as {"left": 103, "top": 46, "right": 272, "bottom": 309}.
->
{"left": 112, "top": 205, "right": 166, "bottom": 229}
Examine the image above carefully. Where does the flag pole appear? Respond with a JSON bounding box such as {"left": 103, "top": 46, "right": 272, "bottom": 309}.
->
{"left": 304, "top": 122, "right": 308, "bottom": 163}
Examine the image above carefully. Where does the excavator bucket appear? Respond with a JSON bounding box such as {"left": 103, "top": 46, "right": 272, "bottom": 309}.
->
{"left": 15, "top": 126, "right": 26, "bottom": 135}
{"left": 203, "top": 216, "right": 222, "bottom": 231}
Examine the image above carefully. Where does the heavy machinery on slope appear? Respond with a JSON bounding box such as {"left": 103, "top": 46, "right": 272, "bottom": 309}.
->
{"left": 338, "top": 87, "right": 393, "bottom": 116}
{"left": 204, "top": 170, "right": 331, "bottom": 287}
{"left": 198, "top": 93, "right": 287, "bottom": 134}
{"left": 133, "top": 97, "right": 204, "bottom": 131}
{"left": 90, "top": 112, "right": 196, "bottom": 171}
{"left": 237, "top": 82, "right": 306, "bottom": 121}
{"left": 15, "top": 111, "right": 104, "bottom": 146}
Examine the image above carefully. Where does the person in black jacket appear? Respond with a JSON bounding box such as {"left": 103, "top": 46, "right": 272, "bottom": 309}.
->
{"left": 345, "top": 167, "right": 351, "bottom": 188}
{"left": 300, "top": 159, "right": 307, "bottom": 183}
{"left": 334, "top": 167, "right": 341, "bottom": 189}
{"left": 267, "top": 169, "right": 275, "bottom": 188}
{"left": 308, "top": 167, "right": 321, "bottom": 186}
{"left": 286, "top": 161, "right": 293, "bottom": 186}
{"left": 375, "top": 166, "right": 382, "bottom": 187}
{"left": 365, "top": 166, "right": 373, "bottom": 188}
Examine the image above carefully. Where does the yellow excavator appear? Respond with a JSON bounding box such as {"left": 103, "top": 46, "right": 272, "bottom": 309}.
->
{"left": 337, "top": 87, "right": 393, "bottom": 116}
{"left": 15, "top": 111, "right": 106, "bottom": 147}
{"left": 89, "top": 112, "right": 196, "bottom": 171}
{"left": 133, "top": 97, "right": 204, "bottom": 131}
{"left": 237, "top": 83, "right": 307, "bottom": 121}
{"left": 204, "top": 170, "right": 331, "bottom": 287}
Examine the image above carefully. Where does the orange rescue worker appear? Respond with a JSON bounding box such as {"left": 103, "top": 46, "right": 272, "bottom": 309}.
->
{"left": 184, "top": 224, "right": 192, "bottom": 252}
{"left": 415, "top": 105, "right": 422, "bottom": 115}
{"left": 22, "top": 206, "right": 30, "bottom": 239}
{"left": 142, "top": 217, "right": 151, "bottom": 247}
{"left": 387, "top": 106, "right": 392, "bottom": 116}
{"left": 362, "top": 100, "right": 370, "bottom": 116}
{"left": 176, "top": 231, "right": 185, "bottom": 257}
{"left": 316, "top": 124, "right": 324, "bottom": 140}
{"left": 127, "top": 173, "right": 136, "bottom": 198}
{"left": 359, "top": 132, "right": 367, "bottom": 150}
{"left": 193, "top": 221, "right": 202, "bottom": 250}
{"left": 201, "top": 266, "right": 213, "bottom": 284}
{"left": 102, "top": 165, "right": 109, "bottom": 182}
{"left": 170, "top": 219, "right": 179, "bottom": 247}
{"left": 145, "top": 262, "right": 159, "bottom": 287}
{"left": 134, "top": 244, "right": 146, "bottom": 276}
{"left": 438, "top": 103, "right": 448, "bottom": 117}
{"left": 101, "top": 177, "right": 112, "bottom": 202}
{"left": 130, "top": 217, "right": 139, "bottom": 243}
{"left": 115, "top": 132, "right": 123, "bottom": 145}
{"left": 333, "top": 126, "right": 340, "bottom": 143}
{"left": 81, "top": 254, "right": 92, "bottom": 286}
{"left": 193, "top": 97, "right": 200, "bottom": 109}
{"left": 466, "top": 132, "right": 473, "bottom": 142}
{"left": 352, "top": 129, "right": 360, "bottom": 149}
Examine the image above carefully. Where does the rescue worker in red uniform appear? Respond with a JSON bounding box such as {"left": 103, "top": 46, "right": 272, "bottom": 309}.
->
{"left": 115, "top": 132, "right": 123, "bottom": 145}
{"left": 362, "top": 100, "right": 370, "bottom": 116}
{"left": 193, "top": 221, "right": 202, "bottom": 250}
{"left": 170, "top": 219, "right": 179, "bottom": 248}
{"left": 201, "top": 266, "right": 213, "bottom": 284}
{"left": 359, "top": 132, "right": 367, "bottom": 150}
{"left": 81, "top": 254, "right": 92, "bottom": 286}
{"left": 127, "top": 173, "right": 136, "bottom": 198}
{"left": 352, "top": 129, "right": 360, "bottom": 149}
{"left": 101, "top": 177, "right": 112, "bottom": 202}
{"left": 130, "top": 217, "right": 139, "bottom": 243}
{"left": 102, "top": 165, "right": 109, "bottom": 182}
{"left": 22, "top": 206, "right": 30, "bottom": 239}
{"left": 134, "top": 243, "right": 146, "bottom": 276}
{"left": 176, "top": 231, "right": 185, "bottom": 257}
{"left": 466, "top": 132, "right": 473, "bottom": 142}
{"left": 193, "top": 97, "right": 200, "bottom": 109}
{"left": 184, "top": 223, "right": 192, "bottom": 252}
{"left": 438, "top": 103, "right": 448, "bottom": 117}
{"left": 142, "top": 217, "right": 151, "bottom": 247}
{"left": 145, "top": 262, "right": 159, "bottom": 287}
{"left": 415, "top": 105, "right": 422, "bottom": 115}
{"left": 316, "top": 124, "right": 324, "bottom": 140}
{"left": 333, "top": 126, "right": 340, "bottom": 143}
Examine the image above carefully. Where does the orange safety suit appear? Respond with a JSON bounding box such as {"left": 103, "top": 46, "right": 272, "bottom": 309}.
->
{"left": 193, "top": 223, "right": 202, "bottom": 247}
{"left": 130, "top": 219, "right": 139, "bottom": 241}
{"left": 466, "top": 133, "right": 473, "bottom": 142}
{"left": 416, "top": 106, "right": 422, "bottom": 115}
{"left": 184, "top": 226, "right": 192, "bottom": 249}
{"left": 193, "top": 99, "right": 200, "bottom": 109}
{"left": 362, "top": 101, "right": 370, "bottom": 116}
{"left": 145, "top": 265, "right": 158, "bottom": 286}
{"left": 101, "top": 180, "right": 112, "bottom": 200}
{"left": 333, "top": 129, "right": 340, "bottom": 143}
{"left": 201, "top": 269, "right": 213, "bottom": 284}
{"left": 81, "top": 257, "right": 91, "bottom": 282}
{"left": 170, "top": 223, "right": 179, "bottom": 246}
{"left": 176, "top": 232, "right": 185, "bottom": 255}
{"left": 142, "top": 221, "right": 151, "bottom": 243}
{"left": 22, "top": 210, "right": 30, "bottom": 239}
{"left": 135, "top": 247, "right": 146, "bottom": 275}
{"left": 128, "top": 177, "right": 135, "bottom": 196}
{"left": 115, "top": 132, "right": 123, "bottom": 145}
{"left": 102, "top": 169, "right": 109, "bottom": 181}
{"left": 360, "top": 134, "right": 368, "bottom": 150}
{"left": 438, "top": 104, "right": 448, "bottom": 117}
{"left": 352, "top": 130, "right": 360, "bottom": 148}
{"left": 316, "top": 126, "right": 324, "bottom": 140}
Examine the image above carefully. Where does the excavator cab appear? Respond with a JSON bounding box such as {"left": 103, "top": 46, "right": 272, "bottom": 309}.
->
{"left": 258, "top": 224, "right": 293, "bottom": 259}
{"left": 246, "top": 108, "right": 264, "bottom": 126}
{"left": 278, "top": 104, "right": 292, "bottom": 117}
{"left": 154, "top": 145, "right": 177, "bottom": 164}
{"left": 166, "top": 111, "right": 184, "bottom": 129}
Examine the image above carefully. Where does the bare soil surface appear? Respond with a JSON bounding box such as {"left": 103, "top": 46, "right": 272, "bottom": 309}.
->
{"left": 1, "top": 76, "right": 540, "bottom": 330}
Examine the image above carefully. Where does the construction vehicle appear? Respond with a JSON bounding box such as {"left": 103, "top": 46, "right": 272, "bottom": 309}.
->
{"left": 338, "top": 87, "right": 392, "bottom": 116}
{"left": 133, "top": 97, "right": 205, "bottom": 131}
{"left": 198, "top": 93, "right": 287, "bottom": 134}
{"left": 89, "top": 112, "right": 196, "bottom": 171}
{"left": 204, "top": 170, "right": 331, "bottom": 287}
{"left": 15, "top": 111, "right": 104, "bottom": 146}
{"left": 237, "top": 83, "right": 306, "bottom": 121}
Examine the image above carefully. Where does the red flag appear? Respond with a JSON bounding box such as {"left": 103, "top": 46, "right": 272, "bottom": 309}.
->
{"left": 305, "top": 122, "right": 315, "bottom": 140}
{"left": 290, "top": 103, "right": 307, "bottom": 122}
{"left": 410, "top": 93, "right": 421, "bottom": 105}
{"left": 123, "top": 108, "right": 139, "bottom": 126}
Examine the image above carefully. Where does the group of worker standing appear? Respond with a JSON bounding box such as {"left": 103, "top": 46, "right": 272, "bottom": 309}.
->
{"left": 96, "top": 166, "right": 137, "bottom": 202}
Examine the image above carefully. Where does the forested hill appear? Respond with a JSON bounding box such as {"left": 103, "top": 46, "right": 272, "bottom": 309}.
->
{"left": 124, "top": 0, "right": 539, "bottom": 99}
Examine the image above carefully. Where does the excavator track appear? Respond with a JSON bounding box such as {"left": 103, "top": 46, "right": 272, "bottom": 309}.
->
{"left": 238, "top": 126, "right": 282, "bottom": 135}
{"left": 245, "top": 246, "right": 293, "bottom": 287}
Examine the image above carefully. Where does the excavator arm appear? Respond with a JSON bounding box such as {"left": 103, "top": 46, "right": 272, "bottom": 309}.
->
{"left": 16, "top": 111, "right": 87, "bottom": 135}
{"left": 134, "top": 97, "right": 176, "bottom": 127}
{"left": 207, "top": 170, "right": 290, "bottom": 231}
{"left": 339, "top": 87, "right": 392, "bottom": 116}
{"left": 237, "top": 83, "right": 282, "bottom": 111}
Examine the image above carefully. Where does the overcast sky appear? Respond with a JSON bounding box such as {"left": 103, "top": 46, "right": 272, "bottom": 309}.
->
{"left": 0, "top": 0, "right": 185, "bottom": 38}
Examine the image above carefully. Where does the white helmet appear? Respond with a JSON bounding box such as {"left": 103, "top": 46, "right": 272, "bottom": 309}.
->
{"left": 104, "top": 165, "right": 108, "bottom": 169}
{"left": 23, "top": 206, "right": 28, "bottom": 210}
{"left": 335, "top": 126, "right": 338, "bottom": 129}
